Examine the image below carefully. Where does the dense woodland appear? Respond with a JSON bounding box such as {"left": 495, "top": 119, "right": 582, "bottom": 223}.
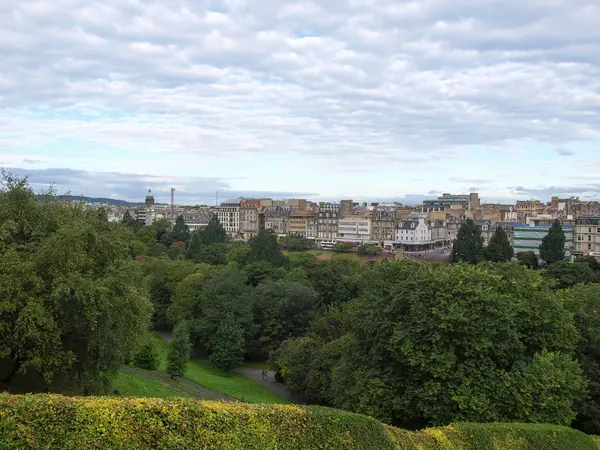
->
{"left": 3, "top": 172, "right": 600, "bottom": 436}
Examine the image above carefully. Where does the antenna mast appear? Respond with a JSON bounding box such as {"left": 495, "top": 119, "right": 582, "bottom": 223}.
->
{"left": 171, "top": 188, "right": 175, "bottom": 212}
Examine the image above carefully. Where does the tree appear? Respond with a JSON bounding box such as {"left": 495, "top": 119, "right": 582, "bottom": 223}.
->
{"left": 483, "top": 226, "right": 513, "bottom": 262}
{"left": 188, "top": 243, "right": 228, "bottom": 265}
{"left": 576, "top": 255, "right": 600, "bottom": 272}
{"left": 167, "top": 245, "right": 185, "bottom": 260}
{"left": 171, "top": 215, "right": 190, "bottom": 246}
{"left": 121, "top": 210, "right": 139, "bottom": 229}
{"left": 129, "top": 239, "right": 148, "bottom": 258}
{"left": 251, "top": 280, "right": 320, "bottom": 358}
{"left": 151, "top": 218, "right": 172, "bottom": 242}
{"left": 276, "top": 261, "right": 584, "bottom": 428}
{"left": 540, "top": 220, "right": 566, "bottom": 264}
{"left": 357, "top": 245, "right": 383, "bottom": 256}
{"left": 517, "top": 251, "right": 539, "bottom": 269}
{"left": 562, "top": 284, "right": 600, "bottom": 435}
{"left": 135, "top": 226, "right": 158, "bottom": 246}
{"left": 244, "top": 260, "right": 285, "bottom": 287}
{"left": 134, "top": 342, "right": 159, "bottom": 371}
{"left": 167, "top": 322, "right": 191, "bottom": 379}
{"left": 198, "top": 215, "right": 229, "bottom": 245}
{"left": 280, "top": 236, "right": 315, "bottom": 251}
{"left": 149, "top": 242, "right": 168, "bottom": 257}
{"left": 210, "top": 316, "right": 246, "bottom": 373}
{"left": 450, "top": 219, "right": 484, "bottom": 263}
{"left": 332, "top": 242, "right": 354, "bottom": 253}
{"left": 242, "top": 230, "right": 288, "bottom": 267}
{"left": 543, "top": 261, "right": 599, "bottom": 289}
{"left": 0, "top": 171, "right": 152, "bottom": 394}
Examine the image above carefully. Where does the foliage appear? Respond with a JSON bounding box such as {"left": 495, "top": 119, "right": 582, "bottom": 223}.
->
{"left": 227, "top": 242, "right": 250, "bottom": 266}
{"left": 517, "top": 250, "right": 539, "bottom": 269}
{"left": 576, "top": 255, "right": 600, "bottom": 272}
{"left": 357, "top": 245, "right": 383, "bottom": 256}
{"left": 0, "top": 172, "right": 152, "bottom": 395}
{"left": 563, "top": 284, "right": 600, "bottom": 435}
{"left": 171, "top": 215, "right": 191, "bottom": 246}
{"left": 275, "top": 261, "right": 584, "bottom": 428}
{"left": 300, "top": 259, "right": 360, "bottom": 307}
{"left": 244, "top": 261, "right": 286, "bottom": 287}
{"left": 280, "top": 236, "right": 315, "bottom": 251}
{"left": 332, "top": 242, "right": 354, "bottom": 253}
{"left": 544, "top": 261, "right": 599, "bottom": 289}
{"left": 149, "top": 242, "right": 168, "bottom": 257}
{"left": 197, "top": 215, "right": 229, "bottom": 245}
{"left": 251, "top": 280, "right": 320, "bottom": 358}
{"left": 167, "top": 322, "right": 191, "bottom": 378}
{"left": 111, "top": 370, "right": 186, "bottom": 398}
{"left": 133, "top": 342, "right": 159, "bottom": 371}
{"left": 135, "top": 226, "right": 158, "bottom": 246}
{"left": 450, "top": 218, "right": 484, "bottom": 263}
{"left": 210, "top": 315, "right": 246, "bottom": 373}
{"left": 191, "top": 243, "right": 229, "bottom": 265}
{"left": 242, "top": 230, "right": 288, "bottom": 267}
{"left": 540, "top": 220, "right": 566, "bottom": 264}
{"left": 120, "top": 210, "right": 139, "bottom": 230}
{"left": 129, "top": 239, "right": 148, "bottom": 258}
{"left": 483, "top": 226, "right": 513, "bottom": 262}
{"left": 167, "top": 244, "right": 185, "bottom": 260}
{"left": 0, "top": 394, "right": 400, "bottom": 450}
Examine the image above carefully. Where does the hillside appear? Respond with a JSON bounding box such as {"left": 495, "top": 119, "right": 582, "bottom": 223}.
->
{"left": 50, "top": 194, "right": 168, "bottom": 207}
{"left": 0, "top": 394, "right": 598, "bottom": 450}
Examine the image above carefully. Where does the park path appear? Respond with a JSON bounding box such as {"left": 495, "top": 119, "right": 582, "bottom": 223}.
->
{"left": 157, "top": 331, "right": 304, "bottom": 404}
{"left": 121, "top": 366, "right": 234, "bottom": 402}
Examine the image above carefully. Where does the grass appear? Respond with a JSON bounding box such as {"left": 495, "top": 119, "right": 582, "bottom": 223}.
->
{"left": 242, "top": 361, "right": 270, "bottom": 370}
{"left": 111, "top": 370, "right": 186, "bottom": 398}
{"left": 150, "top": 332, "right": 290, "bottom": 404}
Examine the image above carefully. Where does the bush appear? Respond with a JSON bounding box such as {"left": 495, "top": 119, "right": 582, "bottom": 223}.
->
{"left": 133, "top": 343, "right": 159, "bottom": 371}
{"left": 1, "top": 394, "right": 598, "bottom": 450}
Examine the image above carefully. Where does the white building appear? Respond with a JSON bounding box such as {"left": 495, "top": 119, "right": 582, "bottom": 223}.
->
{"left": 396, "top": 218, "right": 432, "bottom": 245}
{"left": 338, "top": 217, "right": 372, "bottom": 242}
{"left": 217, "top": 199, "right": 242, "bottom": 237}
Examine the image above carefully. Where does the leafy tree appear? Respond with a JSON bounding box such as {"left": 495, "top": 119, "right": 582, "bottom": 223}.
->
{"left": 171, "top": 215, "right": 190, "bottom": 246}
{"left": 576, "top": 255, "right": 600, "bottom": 272}
{"left": 517, "top": 251, "right": 538, "bottom": 269}
{"left": 129, "top": 239, "right": 149, "bottom": 258}
{"left": 562, "top": 284, "right": 600, "bottom": 435}
{"left": 242, "top": 230, "right": 288, "bottom": 267}
{"left": 303, "top": 260, "right": 360, "bottom": 307}
{"left": 332, "top": 242, "right": 354, "bottom": 253}
{"left": 543, "top": 261, "right": 599, "bottom": 289}
{"left": 121, "top": 210, "right": 139, "bottom": 229}
{"left": 244, "top": 261, "right": 286, "bottom": 287}
{"left": 135, "top": 226, "right": 158, "bottom": 246}
{"left": 167, "top": 245, "right": 185, "bottom": 260}
{"left": 167, "top": 322, "right": 191, "bottom": 379}
{"left": 0, "top": 172, "right": 152, "bottom": 394}
{"left": 210, "top": 316, "right": 246, "bottom": 373}
{"left": 450, "top": 219, "right": 484, "bottom": 263}
{"left": 280, "top": 236, "right": 315, "bottom": 251}
{"left": 251, "top": 280, "right": 320, "bottom": 358}
{"left": 540, "top": 220, "right": 566, "bottom": 264}
{"left": 151, "top": 218, "right": 172, "bottom": 242}
{"left": 134, "top": 342, "right": 159, "bottom": 371}
{"left": 276, "top": 261, "right": 583, "bottom": 428}
{"left": 227, "top": 243, "right": 250, "bottom": 266}
{"left": 188, "top": 243, "right": 228, "bottom": 265}
{"left": 149, "top": 242, "right": 168, "bottom": 257}
{"left": 483, "top": 226, "right": 513, "bottom": 262}
{"left": 198, "top": 215, "right": 229, "bottom": 245}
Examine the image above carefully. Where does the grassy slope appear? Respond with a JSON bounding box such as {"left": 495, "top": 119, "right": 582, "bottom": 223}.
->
{"left": 151, "top": 333, "right": 290, "bottom": 404}
{"left": 111, "top": 370, "right": 186, "bottom": 398}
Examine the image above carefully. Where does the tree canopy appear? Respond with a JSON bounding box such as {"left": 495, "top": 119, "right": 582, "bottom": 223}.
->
{"left": 0, "top": 172, "right": 152, "bottom": 394}
{"left": 483, "top": 226, "right": 513, "bottom": 262}
{"left": 450, "top": 219, "right": 484, "bottom": 263}
{"left": 540, "top": 220, "right": 566, "bottom": 265}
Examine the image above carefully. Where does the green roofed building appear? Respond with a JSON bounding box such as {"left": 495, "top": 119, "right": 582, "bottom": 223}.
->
{"left": 513, "top": 224, "right": 573, "bottom": 261}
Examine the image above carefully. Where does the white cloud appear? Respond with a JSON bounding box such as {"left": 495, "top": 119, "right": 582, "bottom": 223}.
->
{"left": 0, "top": 0, "right": 599, "bottom": 199}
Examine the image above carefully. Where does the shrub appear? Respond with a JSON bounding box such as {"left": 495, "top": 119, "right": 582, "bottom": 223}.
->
{"left": 133, "top": 343, "right": 159, "bottom": 371}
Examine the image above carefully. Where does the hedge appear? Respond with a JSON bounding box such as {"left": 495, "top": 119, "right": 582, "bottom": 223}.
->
{"left": 1, "top": 394, "right": 599, "bottom": 450}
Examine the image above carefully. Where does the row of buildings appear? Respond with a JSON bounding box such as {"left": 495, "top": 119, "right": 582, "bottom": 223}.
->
{"left": 102, "top": 190, "right": 600, "bottom": 261}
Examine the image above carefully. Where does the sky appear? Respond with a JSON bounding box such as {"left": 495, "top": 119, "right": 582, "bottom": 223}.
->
{"left": 1, "top": 0, "right": 599, "bottom": 205}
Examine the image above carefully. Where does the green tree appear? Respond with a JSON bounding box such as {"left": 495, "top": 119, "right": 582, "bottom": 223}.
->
{"left": 167, "top": 322, "right": 191, "bottom": 379}
{"left": 543, "top": 261, "right": 598, "bottom": 289}
{"left": 167, "top": 245, "right": 186, "bottom": 260}
{"left": 540, "top": 220, "right": 566, "bottom": 264}
{"left": 332, "top": 242, "right": 354, "bottom": 253}
{"left": 149, "top": 242, "right": 168, "bottom": 257}
{"left": 199, "top": 215, "right": 229, "bottom": 245}
{"left": 244, "top": 261, "right": 286, "bottom": 287}
{"left": 134, "top": 342, "right": 159, "bottom": 371}
{"left": 483, "top": 226, "right": 513, "bottom": 262}
{"left": 242, "top": 230, "right": 288, "bottom": 267}
{"left": 135, "top": 226, "right": 158, "bottom": 246}
{"left": 171, "top": 215, "right": 190, "bottom": 246}
{"left": 121, "top": 210, "right": 139, "bottom": 229}
{"left": 576, "top": 255, "right": 600, "bottom": 272}
{"left": 129, "top": 239, "right": 149, "bottom": 258}
{"left": 562, "top": 284, "right": 600, "bottom": 435}
{"left": 188, "top": 243, "right": 228, "bottom": 265}
{"left": 210, "top": 316, "right": 246, "bottom": 373}
{"left": 151, "top": 218, "right": 172, "bottom": 242}
{"left": 251, "top": 280, "right": 320, "bottom": 358}
{"left": 450, "top": 219, "right": 484, "bottom": 263}
{"left": 517, "top": 251, "right": 539, "bottom": 269}
{"left": 0, "top": 171, "right": 152, "bottom": 394}
{"left": 357, "top": 245, "right": 383, "bottom": 256}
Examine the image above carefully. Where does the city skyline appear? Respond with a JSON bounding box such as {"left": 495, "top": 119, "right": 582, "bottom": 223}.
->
{"left": 2, "top": 1, "right": 600, "bottom": 204}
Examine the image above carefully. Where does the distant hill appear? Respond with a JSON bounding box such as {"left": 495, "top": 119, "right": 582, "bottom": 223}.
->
{"left": 49, "top": 195, "right": 167, "bottom": 207}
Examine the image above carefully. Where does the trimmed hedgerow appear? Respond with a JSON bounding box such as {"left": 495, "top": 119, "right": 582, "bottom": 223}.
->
{"left": 1, "top": 394, "right": 599, "bottom": 450}
{"left": 387, "top": 422, "right": 598, "bottom": 450}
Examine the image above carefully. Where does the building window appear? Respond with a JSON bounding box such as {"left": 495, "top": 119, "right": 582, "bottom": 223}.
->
{"left": 589, "top": 244, "right": 592, "bottom": 250}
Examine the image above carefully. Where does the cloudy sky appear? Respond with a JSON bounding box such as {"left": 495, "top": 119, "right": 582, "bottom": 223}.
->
{"left": 1, "top": 0, "right": 599, "bottom": 205}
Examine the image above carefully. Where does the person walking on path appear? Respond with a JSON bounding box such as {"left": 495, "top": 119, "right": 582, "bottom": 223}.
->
{"left": 261, "top": 370, "right": 268, "bottom": 383}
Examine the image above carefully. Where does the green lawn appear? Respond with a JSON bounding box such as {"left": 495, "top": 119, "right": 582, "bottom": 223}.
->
{"left": 150, "top": 332, "right": 289, "bottom": 404}
{"left": 111, "top": 370, "right": 186, "bottom": 398}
